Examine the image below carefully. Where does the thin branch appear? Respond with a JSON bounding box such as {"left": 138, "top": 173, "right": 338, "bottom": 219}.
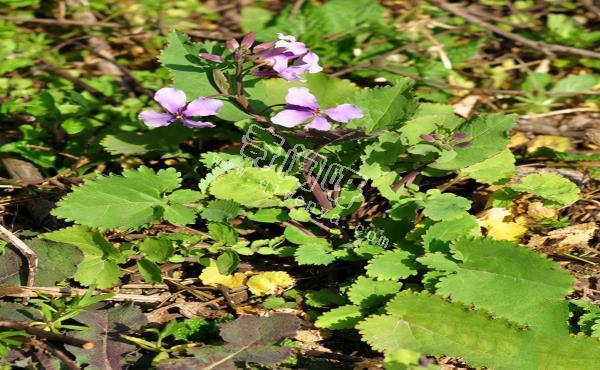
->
{"left": 0, "top": 225, "right": 37, "bottom": 299}
{"left": 0, "top": 321, "right": 93, "bottom": 349}
{"left": 0, "top": 15, "right": 121, "bottom": 28}
{"left": 428, "top": 0, "right": 600, "bottom": 59}
{"left": 11, "top": 286, "right": 162, "bottom": 303}
{"left": 29, "top": 338, "right": 80, "bottom": 370}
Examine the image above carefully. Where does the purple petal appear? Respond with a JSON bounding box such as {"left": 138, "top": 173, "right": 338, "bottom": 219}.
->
{"left": 226, "top": 39, "right": 239, "bottom": 52}
{"left": 420, "top": 134, "right": 436, "bottom": 142}
{"left": 452, "top": 132, "right": 469, "bottom": 140}
{"left": 241, "top": 32, "right": 256, "bottom": 49}
{"left": 271, "top": 109, "right": 313, "bottom": 128}
{"left": 269, "top": 55, "right": 291, "bottom": 73}
{"left": 138, "top": 110, "right": 173, "bottom": 127}
{"left": 254, "top": 41, "right": 276, "bottom": 52}
{"left": 285, "top": 87, "right": 319, "bottom": 109}
{"left": 323, "top": 104, "right": 363, "bottom": 123}
{"left": 275, "top": 33, "right": 308, "bottom": 56}
{"left": 154, "top": 88, "right": 187, "bottom": 114}
{"left": 301, "top": 52, "right": 322, "bottom": 73}
{"left": 183, "top": 97, "right": 223, "bottom": 117}
{"left": 199, "top": 53, "right": 223, "bottom": 63}
{"left": 455, "top": 141, "right": 473, "bottom": 148}
{"left": 305, "top": 116, "right": 331, "bottom": 131}
{"left": 278, "top": 66, "right": 307, "bottom": 82}
{"left": 182, "top": 119, "right": 215, "bottom": 128}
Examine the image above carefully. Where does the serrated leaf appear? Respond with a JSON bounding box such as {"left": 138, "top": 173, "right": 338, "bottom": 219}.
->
{"left": 345, "top": 79, "right": 416, "bottom": 133}
{"left": 315, "top": 305, "right": 364, "bottom": 330}
{"left": 508, "top": 173, "right": 579, "bottom": 206}
{"left": 68, "top": 305, "right": 147, "bottom": 370}
{"left": 73, "top": 255, "right": 122, "bottom": 289}
{"left": 458, "top": 149, "right": 515, "bottom": 184}
{"left": 52, "top": 167, "right": 187, "bottom": 230}
{"left": 366, "top": 250, "right": 417, "bottom": 281}
{"left": 305, "top": 289, "right": 347, "bottom": 308}
{"left": 138, "top": 237, "right": 174, "bottom": 263}
{"left": 422, "top": 214, "right": 481, "bottom": 253}
{"left": 200, "top": 200, "right": 242, "bottom": 222}
{"left": 436, "top": 238, "right": 573, "bottom": 335}
{"left": 43, "top": 225, "right": 117, "bottom": 257}
{"left": 208, "top": 167, "right": 299, "bottom": 208}
{"left": 208, "top": 223, "right": 238, "bottom": 246}
{"left": 422, "top": 190, "right": 471, "bottom": 221}
{"left": 429, "top": 113, "right": 517, "bottom": 170}
{"left": 347, "top": 276, "right": 401, "bottom": 308}
{"left": 399, "top": 103, "right": 463, "bottom": 145}
{"left": 358, "top": 292, "right": 600, "bottom": 370}
{"left": 159, "top": 314, "right": 300, "bottom": 369}
{"left": 294, "top": 243, "right": 336, "bottom": 266}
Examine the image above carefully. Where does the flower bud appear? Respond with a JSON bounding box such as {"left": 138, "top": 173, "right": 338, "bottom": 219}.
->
{"left": 420, "top": 134, "right": 436, "bottom": 142}
{"left": 253, "top": 41, "right": 275, "bottom": 52}
{"left": 226, "top": 39, "right": 240, "bottom": 52}
{"left": 241, "top": 32, "right": 256, "bottom": 49}
{"left": 199, "top": 53, "right": 223, "bottom": 63}
{"left": 455, "top": 141, "right": 473, "bottom": 148}
{"left": 452, "top": 132, "right": 469, "bottom": 140}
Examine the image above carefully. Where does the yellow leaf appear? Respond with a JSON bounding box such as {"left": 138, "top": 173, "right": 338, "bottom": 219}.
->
{"left": 199, "top": 265, "right": 247, "bottom": 288}
{"left": 478, "top": 208, "right": 527, "bottom": 241}
{"left": 246, "top": 271, "right": 295, "bottom": 297}
{"left": 527, "top": 135, "right": 572, "bottom": 153}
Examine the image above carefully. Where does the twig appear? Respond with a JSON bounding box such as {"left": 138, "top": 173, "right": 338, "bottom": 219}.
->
{"left": 520, "top": 107, "right": 600, "bottom": 119}
{"left": 0, "top": 225, "right": 37, "bottom": 301}
{"left": 29, "top": 338, "right": 80, "bottom": 370}
{"left": 428, "top": 0, "right": 600, "bottom": 59}
{"left": 12, "top": 286, "right": 162, "bottom": 303}
{"left": 0, "top": 321, "right": 93, "bottom": 349}
{"left": 289, "top": 0, "right": 307, "bottom": 19}
{"left": 0, "top": 15, "right": 121, "bottom": 28}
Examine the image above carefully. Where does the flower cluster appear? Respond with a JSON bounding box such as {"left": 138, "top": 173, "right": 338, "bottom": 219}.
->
{"left": 140, "top": 33, "right": 363, "bottom": 131}
{"left": 420, "top": 132, "right": 473, "bottom": 150}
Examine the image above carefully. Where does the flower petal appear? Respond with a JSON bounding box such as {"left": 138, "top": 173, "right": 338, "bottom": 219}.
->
{"left": 275, "top": 33, "right": 307, "bottom": 56}
{"left": 183, "top": 97, "right": 223, "bottom": 117}
{"left": 323, "top": 104, "right": 363, "bottom": 123}
{"left": 305, "top": 116, "right": 331, "bottom": 131}
{"left": 285, "top": 87, "right": 319, "bottom": 109}
{"left": 138, "top": 110, "right": 173, "bottom": 127}
{"left": 301, "top": 52, "right": 323, "bottom": 73}
{"left": 154, "top": 88, "right": 187, "bottom": 114}
{"left": 182, "top": 119, "right": 215, "bottom": 128}
{"left": 271, "top": 109, "right": 313, "bottom": 127}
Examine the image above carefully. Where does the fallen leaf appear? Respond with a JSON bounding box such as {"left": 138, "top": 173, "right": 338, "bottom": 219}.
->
{"left": 247, "top": 271, "right": 295, "bottom": 296}
{"left": 199, "top": 265, "right": 247, "bottom": 289}
{"left": 527, "top": 201, "right": 558, "bottom": 221}
{"left": 528, "top": 135, "right": 572, "bottom": 153}
{"left": 528, "top": 222, "right": 596, "bottom": 253}
{"left": 509, "top": 132, "right": 529, "bottom": 148}
{"left": 478, "top": 208, "right": 528, "bottom": 241}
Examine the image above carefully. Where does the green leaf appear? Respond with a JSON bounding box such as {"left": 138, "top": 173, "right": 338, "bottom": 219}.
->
{"left": 248, "top": 208, "right": 290, "bottom": 223}
{"left": 207, "top": 223, "right": 238, "bottom": 246}
{"left": 399, "top": 103, "right": 462, "bottom": 145}
{"left": 216, "top": 251, "right": 239, "bottom": 275}
{"left": 551, "top": 74, "right": 598, "bottom": 92}
{"left": 52, "top": 167, "right": 186, "bottom": 230}
{"left": 347, "top": 276, "right": 401, "bottom": 309}
{"left": 137, "top": 237, "right": 173, "bottom": 263}
{"left": 422, "top": 215, "right": 481, "bottom": 253}
{"left": 163, "top": 203, "right": 198, "bottom": 225}
{"left": 436, "top": 238, "right": 573, "bottom": 335}
{"left": 73, "top": 255, "right": 122, "bottom": 289}
{"left": 345, "top": 79, "right": 416, "bottom": 133}
{"left": 294, "top": 243, "right": 336, "bottom": 266}
{"left": 100, "top": 125, "right": 191, "bottom": 155}
{"left": 200, "top": 200, "right": 242, "bottom": 222}
{"left": 366, "top": 250, "right": 417, "bottom": 281}
{"left": 508, "top": 173, "right": 579, "bottom": 206}
{"left": 315, "top": 305, "right": 364, "bottom": 330}
{"left": 0, "top": 238, "right": 83, "bottom": 286}
{"left": 422, "top": 190, "right": 471, "bottom": 221}
{"left": 458, "top": 149, "right": 515, "bottom": 184}
{"left": 358, "top": 292, "right": 600, "bottom": 370}
{"left": 137, "top": 258, "right": 162, "bottom": 284}
{"left": 429, "top": 114, "right": 517, "bottom": 170}
{"left": 305, "top": 289, "right": 347, "bottom": 308}
{"left": 284, "top": 225, "right": 327, "bottom": 246}
{"left": 43, "top": 226, "right": 117, "bottom": 257}
{"left": 208, "top": 167, "right": 299, "bottom": 208}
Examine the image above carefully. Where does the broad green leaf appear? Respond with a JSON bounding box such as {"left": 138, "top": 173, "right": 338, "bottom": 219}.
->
{"left": 399, "top": 103, "right": 462, "bottom": 145}
{"left": 347, "top": 276, "right": 401, "bottom": 308}
{"left": 345, "top": 79, "right": 416, "bottom": 132}
{"left": 551, "top": 74, "right": 598, "bottom": 92}
{"left": 73, "top": 255, "right": 121, "bottom": 289}
{"left": 208, "top": 167, "right": 299, "bottom": 208}
{"left": 358, "top": 292, "right": 600, "bottom": 370}
{"left": 200, "top": 200, "right": 242, "bottom": 222}
{"left": 458, "top": 149, "right": 515, "bottom": 184}
{"left": 137, "top": 258, "right": 162, "bottom": 284}
{"left": 437, "top": 238, "right": 573, "bottom": 335}
{"left": 429, "top": 114, "right": 517, "bottom": 170}
{"left": 207, "top": 223, "right": 238, "bottom": 246}
{"left": 294, "top": 243, "right": 336, "bottom": 266}
{"left": 422, "top": 215, "right": 481, "bottom": 253}
{"left": 44, "top": 226, "right": 117, "bottom": 257}
{"left": 422, "top": 190, "right": 471, "bottom": 221}
{"left": 138, "top": 238, "right": 174, "bottom": 263}
{"left": 315, "top": 305, "right": 364, "bottom": 330}
{"left": 508, "top": 173, "right": 579, "bottom": 206}
{"left": 366, "top": 250, "right": 417, "bottom": 281}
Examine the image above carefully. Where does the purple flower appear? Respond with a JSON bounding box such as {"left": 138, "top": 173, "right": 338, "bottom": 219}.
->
{"left": 262, "top": 34, "right": 322, "bottom": 82}
{"left": 455, "top": 141, "right": 473, "bottom": 148}
{"left": 138, "top": 88, "right": 223, "bottom": 129}
{"left": 199, "top": 53, "right": 223, "bottom": 63}
{"left": 271, "top": 87, "right": 363, "bottom": 131}
{"left": 451, "top": 132, "right": 469, "bottom": 140}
